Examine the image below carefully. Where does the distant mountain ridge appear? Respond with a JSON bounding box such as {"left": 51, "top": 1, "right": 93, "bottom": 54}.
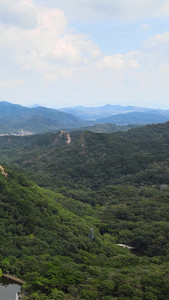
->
{"left": 1, "top": 101, "right": 169, "bottom": 134}
{"left": 95, "top": 111, "right": 169, "bottom": 125}
{"left": 0, "top": 101, "right": 87, "bottom": 134}
{"left": 58, "top": 104, "right": 169, "bottom": 120}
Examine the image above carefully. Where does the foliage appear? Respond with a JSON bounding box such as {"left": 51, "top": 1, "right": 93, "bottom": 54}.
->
{"left": 77, "top": 123, "right": 138, "bottom": 133}
{"left": 1, "top": 122, "right": 169, "bottom": 298}
{"left": 2, "top": 122, "right": 169, "bottom": 190}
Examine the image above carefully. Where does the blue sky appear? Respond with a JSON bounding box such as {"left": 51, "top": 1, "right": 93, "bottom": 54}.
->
{"left": 0, "top": 0, "right": 169, "bottom": 109}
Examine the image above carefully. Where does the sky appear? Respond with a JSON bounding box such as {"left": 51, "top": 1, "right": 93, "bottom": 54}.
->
{"left": 0, "top": 0, "right": 169, "bottom": 109}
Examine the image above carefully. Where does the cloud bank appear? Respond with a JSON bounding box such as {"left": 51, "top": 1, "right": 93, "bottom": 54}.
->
{"left": 0, "top": 0, "right": 168, "bottom": 108}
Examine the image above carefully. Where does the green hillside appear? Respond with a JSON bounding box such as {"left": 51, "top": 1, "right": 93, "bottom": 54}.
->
{"left": 77, "top": 123, "right": 138, "bottom": 133}
{"left": 1, "top": 122, "right": 169, "bottom": 190}
{"left": 0, "top": 123, "right": 11, "bottom": 134}
{"left": 0, "top": 130, "right": 135, "bottom": 189}
{"left": 1, "top": 166, "right": 169, "bottom": 300}
{"left": 0, "top": 101, "right": 87, "bottom": 134}
{"left": 0, "top": 165, "right": 123, "bottom": 299}
{"left": 96, "top": 111, "right": 169, "bottom": 125}
{"left": 1, "top": 122, "right": 169, "bottom": 299}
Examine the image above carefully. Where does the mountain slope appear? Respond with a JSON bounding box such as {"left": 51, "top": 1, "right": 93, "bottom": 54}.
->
{"left": 2, "top": 165, "right": 169, "bottom": 300}
{"left": 1, "top": 102, "right": 169, "bottom": 134}
{"left": 77, "top": 123, "right": 139, "bottom": 133}
{"left": 1, "top": 121, "right": 169, "bottom": 190}
{"left": 96, "top": 111, "right": 169, "bottom": 125}
{"left": 0, "top": 101, "right": 87, "bottom": 133}
{"left": 0, "top": 165, "right": 122, "bottom": 299}
{"left": 58, "top": 104, "right": 162, "bottom": 120}
{"left": 1, "top": 127, "right": 169, "bottom": 299}
{"left": 0, "top": 130, "right": 135, "bottom": 189}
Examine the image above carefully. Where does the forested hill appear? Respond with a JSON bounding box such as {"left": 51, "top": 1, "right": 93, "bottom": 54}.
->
{"left": 0, "top": 101, "right": 87, "bottom": 133}
{"left": 77, "top": 123, "right": 138, "bottom": 133}
{"left": 0, "top": 165, "right": 138, "bottom": 299}
{"left": 1, "top": 121, "right": 169, "bottom": 189}
{"left": 1, "top": 159, "right": 169, "bottom": 300}
{"left": 1, "top": 101, "right": 169, "bottom": 135}
{"left": 1, "top": 123, "right": 169, "bottom": 299}
{"left": 96, "top": 111, "right": 169, "bottom": 125}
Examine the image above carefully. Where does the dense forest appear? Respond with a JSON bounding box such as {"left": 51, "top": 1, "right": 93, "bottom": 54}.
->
{"left": 75, "top": 123, "right": 138, "bottom": 133}
{"left": 1, "top": 122, "right": 169, "bottom": 299}
{"left": 1, "top": 121, "right": 169, "bottom": 189}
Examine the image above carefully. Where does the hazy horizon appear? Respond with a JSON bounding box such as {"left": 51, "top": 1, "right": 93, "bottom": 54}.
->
{"left": 1, "top": 100, "right": 169, "bottom": 111}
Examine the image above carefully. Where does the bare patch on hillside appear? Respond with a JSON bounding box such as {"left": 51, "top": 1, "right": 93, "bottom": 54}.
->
{"left": 66, "top": 133, "right": 71, "bottom": 144}
{"left": 0, "top": 166, "right": 8, "bottom": 178}
{"left": 54, "top": 131, "right": 71, "bottom": 144}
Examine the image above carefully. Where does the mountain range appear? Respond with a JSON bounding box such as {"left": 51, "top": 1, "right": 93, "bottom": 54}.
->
{"left": 0, "top": 101, "right": 86, "bottom": 134}
{"left": 59, "top": 104, "right": 169, "bottom": 120}
{"left": 1, "top": 101, "right": 169, "bottom": 134}
{"left": 95, "top": 111, "right": 169, "bottom": 125}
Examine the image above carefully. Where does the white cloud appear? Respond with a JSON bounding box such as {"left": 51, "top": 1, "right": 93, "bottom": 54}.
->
{"left": 0, "top": 2, "right": 102, "bottom": 81}
{"left": 0, "top": 0, "right": 38, "bottom": 28}
{"left": 141, "top": 24, "right": 150, "bottom": 30}
{"left": 0, "top": 79, "right": 23, "bottom": 89}
{"left": 0, "top": 0, "right": 167, "bottom": 83}
{"left": 160, "top": 64, "right": 169, "bottom": 74}
{"left": 97, "top": 54, "right": 139, "bottom": 70}
{"left": 139, "top": 31, "right": 169, "bottom": 70}
{"left": 0, "top": 0, "right": 168, "bottom": 108}
{"left": 144, "top": 31, "right": 169, "bottom": 51}
{"left": 158, "top": 0, "right": 169, "bottom": 16}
